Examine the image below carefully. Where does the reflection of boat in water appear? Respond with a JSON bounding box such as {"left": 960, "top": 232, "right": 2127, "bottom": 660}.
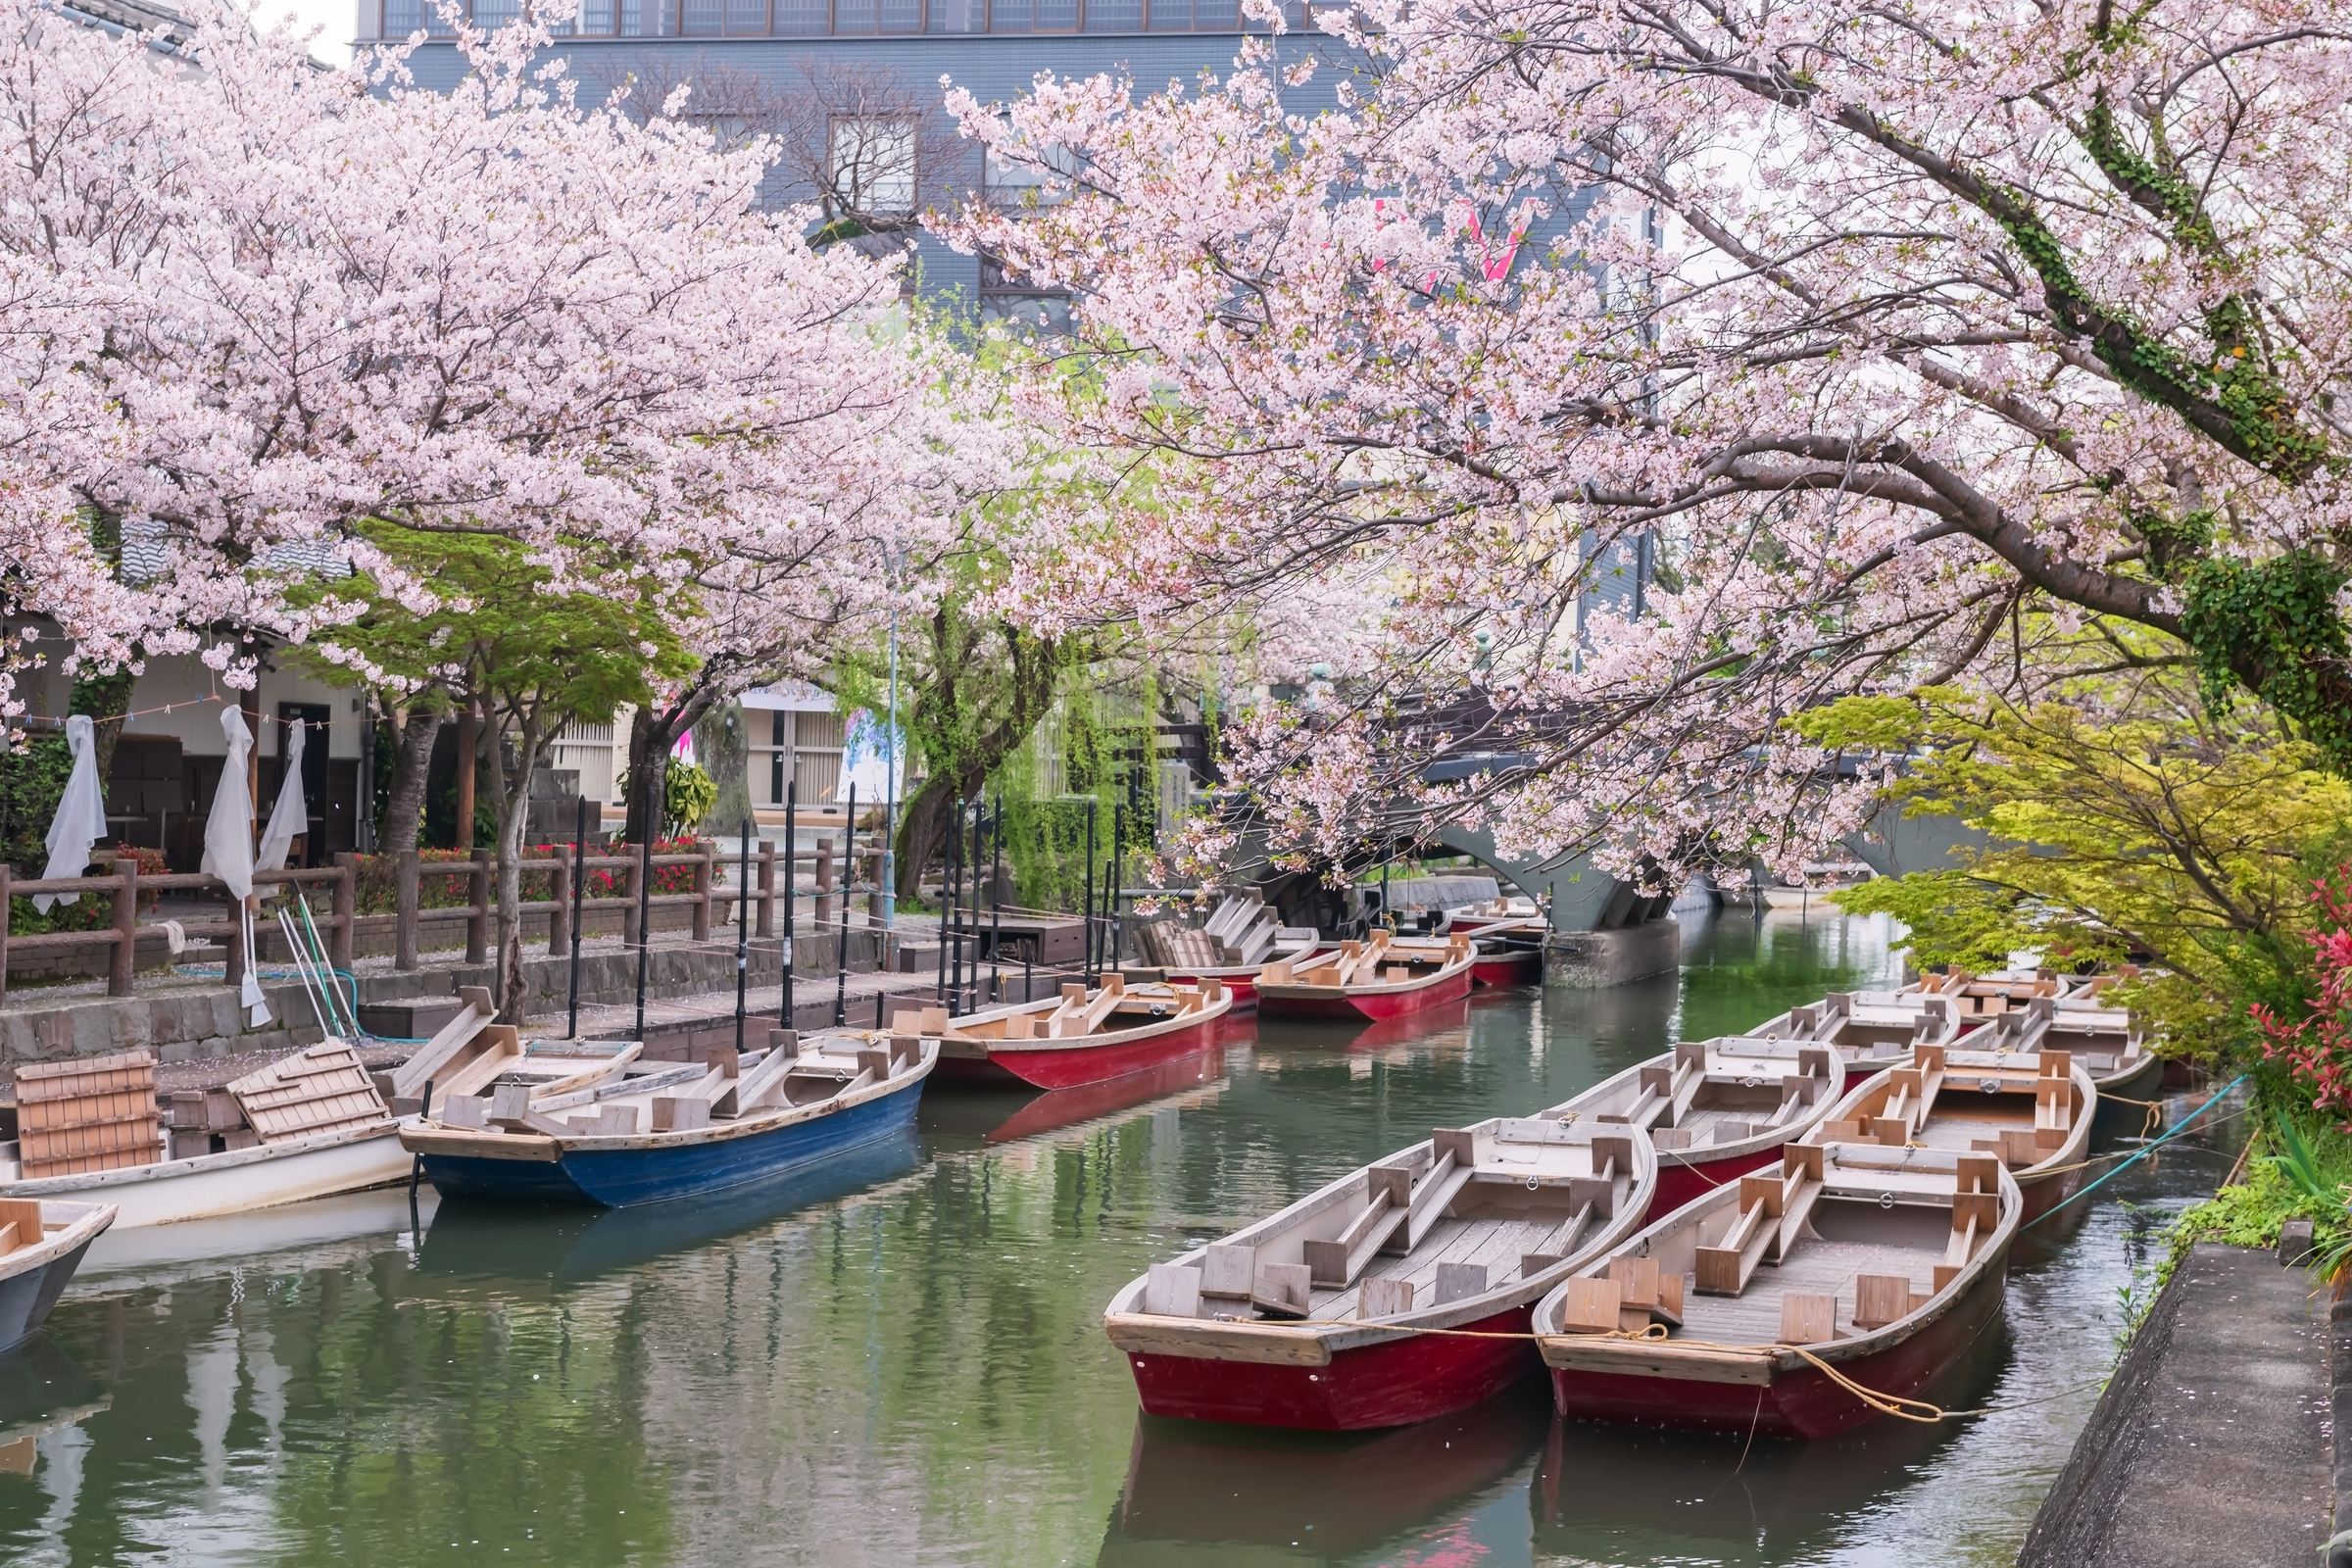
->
{"left": 0, "top": 1335, "right": 108, "bottom": 1473}
{"left": 1253, "top": 997, "right": 1474, "bottom": 1055}
{"left": 416, "top": 1127, "right": 921, "bottom": 1286}
{"left": 1529, "top": 1322, "right": 2002, "bottom": 1558}
{"left": 1099, "top": 1387, "right": 1548, "bottom": 1566}
{"left": 76, "top": 1185, "right": 431, "bottom": 1294}
{"left": 919, "top": 1050, "right": 1228, "bottom": 1145}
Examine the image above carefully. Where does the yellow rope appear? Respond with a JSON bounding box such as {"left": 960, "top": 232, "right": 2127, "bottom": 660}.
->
{"left": 1283, "top": 1317, "right": 2097, "bottom": 1423}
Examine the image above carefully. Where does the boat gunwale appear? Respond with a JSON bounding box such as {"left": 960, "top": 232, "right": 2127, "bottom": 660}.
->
{"left": 0, "top": 1199, "right": 115, "bottom": 1283}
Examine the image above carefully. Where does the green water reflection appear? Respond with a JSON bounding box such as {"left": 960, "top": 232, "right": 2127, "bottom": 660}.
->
{"left": 0, "top": 911, "right": 2236, "bottom": 1565}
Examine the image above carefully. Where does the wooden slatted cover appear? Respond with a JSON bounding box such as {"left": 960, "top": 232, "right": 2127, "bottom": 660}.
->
{"left": 228, "top": 1042, "right": 390, "bottom": 1144}
{"left": 16, "top": 1051, "right": 161, "bottom": 1177}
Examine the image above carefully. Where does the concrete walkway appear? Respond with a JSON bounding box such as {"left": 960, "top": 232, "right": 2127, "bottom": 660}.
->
{"left": 2022, "top": 1242, "right": 2333, "bottom": 1565}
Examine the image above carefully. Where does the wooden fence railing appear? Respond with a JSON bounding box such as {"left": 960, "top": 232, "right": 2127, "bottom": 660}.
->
{"left": 0, "top": 833, "right": 870, "bottom": 1005}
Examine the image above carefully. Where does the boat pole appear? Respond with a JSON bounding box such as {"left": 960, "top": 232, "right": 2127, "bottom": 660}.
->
{"left": 566, "top": 794, "right": 588, "bottom": 1039}
{"left": 782, "top": 780, "right": 797, "bottom": 1030}
{"left": 834, "top": 785, "right": 856, "bottom": 1027}
{"left": 735, "top": 814, "right": 751, "bottom": 1054}
{"left": 1082, "top": 797, "right": 1098, "bottom": 985}
{"left": 990, "top": 792, "right": 1004, "bottom": 1004}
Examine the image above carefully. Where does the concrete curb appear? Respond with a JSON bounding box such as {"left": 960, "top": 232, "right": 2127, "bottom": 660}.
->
{"left": 2331, "top": 1293, "right": 2352, "bottom": 1568}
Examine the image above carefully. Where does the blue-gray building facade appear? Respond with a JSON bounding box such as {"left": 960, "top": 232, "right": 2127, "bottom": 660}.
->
{"left": 374, "top": 7, "right": 1343, "bottom": 320}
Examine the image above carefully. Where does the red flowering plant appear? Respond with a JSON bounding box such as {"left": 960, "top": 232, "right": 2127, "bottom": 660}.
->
{"left": 2255, "top": 870, "right": 2352, "bottom": 1127}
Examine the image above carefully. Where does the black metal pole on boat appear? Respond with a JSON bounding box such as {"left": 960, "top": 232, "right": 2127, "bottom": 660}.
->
{"left": 782, "top": 780, "right": 798, "bottom": 1030}
{"left": 835, "top": 784, "right": 856, "bottom": 1027}
{"left": 1025, "top": 937, "right": 1035, "bottom": 1003}
{"left": 735, "top": 814, "right": 751, "bottom": 1055}
{"left": 956, "top": 799, "right": 972, "bottom": 1011}
{"left": 990, "top": 791, "right": 1004, "bottom": 1004}
{"left": 634, "top": 768, "right": 659, "bottom": 1041}
{"left": 1082, "top": 796, "right": 1098, "bottom": 984}
{"left": 567, "top": 794, "right": 587, "bottom": 1039}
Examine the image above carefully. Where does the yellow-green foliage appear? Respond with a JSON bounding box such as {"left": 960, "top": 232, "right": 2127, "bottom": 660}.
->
{"left": 1816, "top": 674, "right": 2351, "bottom": 1054}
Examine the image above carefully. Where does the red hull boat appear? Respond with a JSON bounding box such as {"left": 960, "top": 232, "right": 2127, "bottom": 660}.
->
{"left": 969, "top": 1049, "right": 1228, "bottom": 1143}
{"left": 1106, "top": 1116, "right": 1656, "bottom": 1431}
{"left": 1538, "top": 1144, "right": 2022, "bottom": 1439}
{"left": 1255, "top": 933, "right": 1478, "bottom": 1023}
{"left": 922, "top": 978, "right": 1236, "bottom": 1091}
{"left": 1470, "top": 946, "right": 1543, "bottom": 988}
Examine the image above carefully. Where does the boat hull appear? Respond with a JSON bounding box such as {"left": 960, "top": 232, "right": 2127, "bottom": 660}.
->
{"left": 1548, "top": 1239, "right": 2009, "bottom": 1439}
{"left": 0, "top": 1236, "right": 94, "bottom": 1354}
{"left": 1257, "top": 965, "right": 1475, "bottom": 1023}
{"left": 1470, "top": 951, "right": 1542, "bottom": 988}
{"left": 417, "top": 1071, "right": 924, "bottom": 1208}
{"left": 1126, "top": 1304, "right": 1536, "bottom": 1431}
{"left": 933, "top": 1010, "right": 1225, "bottom": 1091}
{"left": 0, "top": 1127, "right": 411, "bottom": 1228}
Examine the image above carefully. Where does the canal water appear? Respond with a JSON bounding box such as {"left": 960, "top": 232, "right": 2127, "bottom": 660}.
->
{"left": 0, "top": 912, "right": 2240, "bottom": 1566}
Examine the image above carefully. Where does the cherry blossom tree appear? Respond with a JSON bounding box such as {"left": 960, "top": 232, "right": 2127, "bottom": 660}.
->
{"left": 942, "top": 0, "right": 2352, "bottom": 886}
{"left": 0, "top": 0, "right": 994, "bottom": 1013}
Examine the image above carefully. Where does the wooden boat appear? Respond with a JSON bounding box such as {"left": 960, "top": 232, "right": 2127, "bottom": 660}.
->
{"left": 1958, "top": 995, "right": 2161, "bottom": 1101}
{"left": 1105, "top": 1115, "right": 1654, "bottom": 1430}
{"left": 1544, "top": 1037, "right": 1844, "bottom": 1218}
{"left": 1535, "top": 1143, "right": 2020, "bottom": 1439}
{"left": 0, "top": 1043, "right": 416, "bottom": 1229}
{"left": 1140, "top": 895, "right": 1327, "bottom": 1009}
{"left": 1809, "top": 1045, "right": 2095, "bottom": 1223}
{"left": 1742, "top": 991, "right": 1965, "bottom": 1082}
{"left": 1255, "top": 932, "right": 1477, "bottom": 1023}
{"left": 1440, "top": 895, "right": 1543, "bottom": 935}
{"left": 1469, "top": 928, "right": 1544, "bottom": 987}
{"left": 1152, "top": 933, "right": 1330, "bottom": 1010}
{"left": 0, "top": 1199, "right": 115, "bottom": 1353}
{"left": 916, "top": 977, "right": 1235, "bottom": 1091}
{"left": 402, "top": 1028, "right": 936, "bottom": 1207}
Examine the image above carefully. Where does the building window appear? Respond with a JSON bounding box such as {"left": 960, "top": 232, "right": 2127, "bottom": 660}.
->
{"left": 827, "top": 116, "right": 918, "bottom": 218}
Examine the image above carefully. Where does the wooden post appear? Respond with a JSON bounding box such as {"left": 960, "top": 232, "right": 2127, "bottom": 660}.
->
{"left": 109, "top": 854, "right": 138, "bottom": 997}
{"left": 0, "top": 862, "right": 10, "bottom": 1004}
{"left": 455, "top": 698, "right": 477, "bottom": 851}
{"left": 330, "top": 853, "right": 356, "bottom": 973}
{"left": 466, "top": 847, "right": 491, "bottom": 964}
{"left": 620, "top": 849, "right": 642, "bottom": 953}
{"left": 394, "top": 849, "right": 420, "bottom": 971}
{"left": 692, "top": 842, "right": 713, "bottom": 943}
{"left": 814, "top": 835, "right": 835, "bottom": 931}
{"left": 757, "top": 840, "right": 776, "bottom": 939}
{"left": 865, "top": 845, "right": 885, "bottom": 927}
{"left": 548, "top": 854, "right": 570, "bottom": 957}
{"left": 225, "top": 889, "right": 248, "bottom": 994}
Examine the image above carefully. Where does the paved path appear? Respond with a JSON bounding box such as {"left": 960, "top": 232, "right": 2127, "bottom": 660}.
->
{"left": 2022, "top": 1242, "right": 2333, "bottom": 1566}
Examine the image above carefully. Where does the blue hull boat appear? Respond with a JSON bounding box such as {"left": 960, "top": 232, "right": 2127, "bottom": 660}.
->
{"left": 0, "top": 1200, "right": 115, "bottom": 1353}
{"left": 404, "top": 1035, "right": 935, "bottom": 1209}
